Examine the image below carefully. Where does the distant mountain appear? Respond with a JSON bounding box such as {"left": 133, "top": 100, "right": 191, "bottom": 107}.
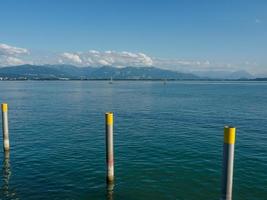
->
{"left": 87, "top": 66, "right": 198, "bottom": 79}
{"left": 252, "top": 77, "right": 267, "bottom": 81}
{"left": 0, "top": 64, "right": 198, "bottom": 80}
{"left": 193, "top": 70, "right": 254, "bottom": 79}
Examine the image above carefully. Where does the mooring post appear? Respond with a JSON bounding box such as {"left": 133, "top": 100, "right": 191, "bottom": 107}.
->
{"left": 221, "top": 126, "right": 236, "bottom": 200}
{"left": 1, "top": 103, "right": 10, "bottom": 152}
{"left": 105, "top": 112, "right": 114, "bottom": 183}
{"left": 106, "top": 182, "right": 114, "bottom": 200}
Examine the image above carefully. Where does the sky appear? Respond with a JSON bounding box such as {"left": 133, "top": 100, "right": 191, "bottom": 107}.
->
{"left": 0, "top": 0, "right": 266, "bottom": 75}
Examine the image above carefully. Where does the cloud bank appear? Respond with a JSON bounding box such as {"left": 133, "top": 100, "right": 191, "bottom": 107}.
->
{"left": 0, "top": 43, "right": 29, "bottom": 55}
{"left": 61, "top": 52, "right": 82, "bottom": 64}
{"left": 0, "top": 43, "right": 265, "bottom": 75}
{"left": 0, "top": 43, "right": 29, "bottom": 66}
{"left": 60, "top": 50, "right": 153, "bottom": 67}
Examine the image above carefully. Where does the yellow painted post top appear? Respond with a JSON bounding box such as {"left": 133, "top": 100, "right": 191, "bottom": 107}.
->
{"left": 224, "top": 126, "right": 236, "bottom": 144}
{"left": 1, "top": 103, "right": 8, "bottom": 113}
{"left": 106, "top": 112, "right": 113, "bottom": 125}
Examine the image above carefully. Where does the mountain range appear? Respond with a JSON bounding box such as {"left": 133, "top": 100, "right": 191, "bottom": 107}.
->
{"left": 0, "top": 64, "right": 198, "bottom": 80}
{"left": 0, "top": 64, "right": 257, "bottom": 80}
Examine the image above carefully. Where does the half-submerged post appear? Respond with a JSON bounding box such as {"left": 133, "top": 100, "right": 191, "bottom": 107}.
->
{"left": 221, "top": 126, "right": 236, "bottom": 200}
{"left": 1, "top": 103, "right": 10, "bottom": 152}
{"left": 105, "top": 112, "right": 114, "bottom": 183}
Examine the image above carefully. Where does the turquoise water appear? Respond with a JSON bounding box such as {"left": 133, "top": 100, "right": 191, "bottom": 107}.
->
{"left": 0, "top": 81, "right": 266, "bottom": 200}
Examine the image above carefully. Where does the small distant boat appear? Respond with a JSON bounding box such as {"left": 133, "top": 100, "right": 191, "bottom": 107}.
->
{"left": 163, "top": 79, "right": 167, "bottom": 85}
{"left": 109, "top": 77, "right": 113, "bottom": 84}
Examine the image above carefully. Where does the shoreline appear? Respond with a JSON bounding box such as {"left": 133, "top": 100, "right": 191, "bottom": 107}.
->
{"left": 0, "top": 79, "right": 267, "bottom": 82}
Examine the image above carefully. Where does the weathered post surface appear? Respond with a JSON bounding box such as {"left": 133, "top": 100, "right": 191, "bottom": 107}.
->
{"left": 1, "top": 103, "right": 10, "bottom": 152}
{"left": 221, "top": 126, "right": 236, "bottom": 200}
{"left": 105, "top": 112, "right": 114, "bottom": 183}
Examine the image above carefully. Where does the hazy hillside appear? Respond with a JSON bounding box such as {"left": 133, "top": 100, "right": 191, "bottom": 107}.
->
{"left": 0, "top": 65, "right": 199, "bottom": 80}
{"left": 193, "top": 70, "right": 254, "bottom": 79}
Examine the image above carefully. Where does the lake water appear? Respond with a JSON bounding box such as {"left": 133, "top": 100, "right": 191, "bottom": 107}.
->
{"left": 0, "top": 81, "right": 266, "bottom": 200}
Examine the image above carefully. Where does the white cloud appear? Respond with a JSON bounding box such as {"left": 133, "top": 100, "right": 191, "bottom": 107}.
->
{"left": 89, "top": 50, "right": 99, "bottom": 54}
{"left": 5, "top": 56, "right": 25, "bottom": 65}
{"left": 0, "top": 43, "right": 29, "bottom": 66}
{"left": 0, "top": 43, "right": 29, "bottom": 56}
{"left": 0, "top": 55, "right": 29, "bottom": 66}
{"left": 61, "top": 52, "right": 82, "bottom": 63}
{"left": 59, "top": 50, "right": 153, "bottom": 67}
{"left": 98, "top": 59, "right": 110, "bottom": 65}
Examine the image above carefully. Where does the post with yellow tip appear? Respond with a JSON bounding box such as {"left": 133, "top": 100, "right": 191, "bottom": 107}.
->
{"left": 1, "top": 103, "right": 10, "bottom": 152}
{"left": 105, "top": 112, "right": 114, "bottom": 183}
{"left": 221, "top": 126, "right": 236, "bottom": 200}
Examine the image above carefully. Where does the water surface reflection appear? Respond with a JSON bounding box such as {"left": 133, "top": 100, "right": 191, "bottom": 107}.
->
{"left": 1, "top": 151, "right": 19, "bottom": 200}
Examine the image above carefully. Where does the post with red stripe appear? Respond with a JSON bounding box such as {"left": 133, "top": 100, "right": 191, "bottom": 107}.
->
{"left": 105, "top": 112, "right": 114, "bottom": 183}
{"left": 1, "top": 103, "right": 10, "bottom": 152}
{"left": 221, "top": 126, "right": 236, "bottom": 200}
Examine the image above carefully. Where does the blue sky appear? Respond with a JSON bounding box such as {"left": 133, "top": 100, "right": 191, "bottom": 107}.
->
{"left": 0, "top": 0, "right": 266, "bottom": 74}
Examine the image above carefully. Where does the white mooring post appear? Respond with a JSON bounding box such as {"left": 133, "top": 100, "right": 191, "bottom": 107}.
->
{"left": 105, "top": 112, "right": 114, "bottom": 183}
{"left": 221, "top": 126, "right": 236, "bottom": 200}
{"left": 1, "top": 103, "right": 10, "bottom": 152}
